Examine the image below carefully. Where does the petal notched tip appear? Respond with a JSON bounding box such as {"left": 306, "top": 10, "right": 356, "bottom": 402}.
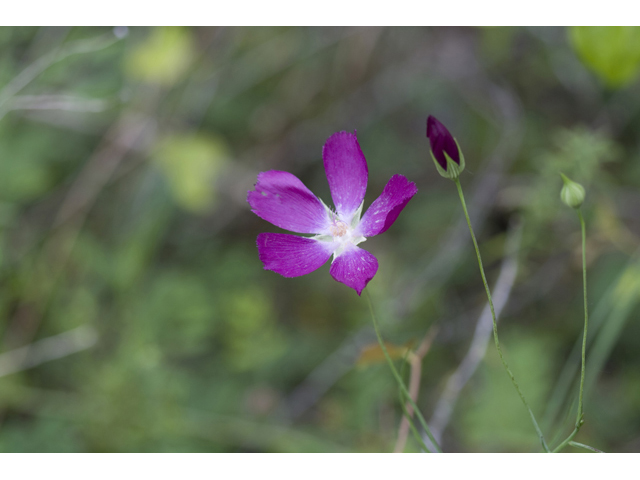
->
{"left": 322, "top": 131, "right": 368, "bottom": 219}
{"left": 247, "top": 170, "right": 330, "bottom": 234}
{"left": 357, "top": 174, "right": 417, "bottom": 237}
{"left": 329, "top": 246, "right": 379, "bottom": 295}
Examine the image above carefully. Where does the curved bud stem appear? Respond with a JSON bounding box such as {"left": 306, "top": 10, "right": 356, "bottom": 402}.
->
{"left": 553, "top": 208, "right": 589, "bottom": 453}
{"left": 576, "top": 209, "right": 589, "bottom": 428}
{"left": 454, "top": 178, "right": 550, "bottom": 452}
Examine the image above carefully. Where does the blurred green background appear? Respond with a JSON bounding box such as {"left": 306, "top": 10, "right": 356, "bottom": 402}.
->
{"left": 0, "top": 26, "right": 639, "bottom": 452}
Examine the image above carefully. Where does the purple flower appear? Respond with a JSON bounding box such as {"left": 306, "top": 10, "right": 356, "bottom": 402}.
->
{"left": 426, "top": 115, "right": 465, "bottom": 179}
{"left": 247, "top": 131, "right": 417, "bottom": 295}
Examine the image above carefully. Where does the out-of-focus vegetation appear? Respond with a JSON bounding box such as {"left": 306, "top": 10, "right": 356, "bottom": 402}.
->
{"left": 0, "top": 26, "right": 640, "bottom": 452}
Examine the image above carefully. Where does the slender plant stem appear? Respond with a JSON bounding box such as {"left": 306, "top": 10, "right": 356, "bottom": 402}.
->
{"left": 552, "top": 426, "right": 578, "bottom": 453}
{"left": 365, "top": 291, "right": 442, "bottom": 453}
{"left": 395, "top": 353, "right": 429, "bottom": 452}
{"left": 568, "top": 441, "right": 602, "bottom": 453}
{"left": 553, "top": 209, "right": 589, "bottom": 453}
{"left": 395, "top": 330, "right": 436, "bottom": 452}
{"left": 454, "top": 178, "right": 549, "bottom": 452}
{"left": 576, "top": 209, "right": 588, "bottom": 427}
{"left": 397, "top": 379, "right": 431, "bottom": 452}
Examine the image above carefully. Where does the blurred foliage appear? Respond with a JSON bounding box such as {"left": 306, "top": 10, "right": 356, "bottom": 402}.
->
{"left": 0, "top": 26, "right": 640, "bottom": 453}
{"left": 153, "top": 133, "right": 229, "bottom": 212}
{"left": 461, "top": 334, "right": 559, "bottom": 452}
{"left": 356, "top": 341, "right": 413, "bottom": 367}
{"left": 524, "top": 127, "right": 618, "bottom": 228}
{"left": 125, "top": 27, "right": 195, "bottom": 86}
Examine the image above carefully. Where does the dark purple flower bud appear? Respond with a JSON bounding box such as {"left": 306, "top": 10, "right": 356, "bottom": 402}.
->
{"left": 426, "top": 116, "right": 460, "bottom": 170}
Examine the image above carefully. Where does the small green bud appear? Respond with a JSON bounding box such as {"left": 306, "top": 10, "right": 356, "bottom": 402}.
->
{"left": 560, "top": 173, "right": 585, "bottom": 209}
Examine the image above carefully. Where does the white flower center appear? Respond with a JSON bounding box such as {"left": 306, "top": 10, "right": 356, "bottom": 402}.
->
{"left": 315, "top": 200, "right": 367, "bottom": 259}
{"left": 329, "top": 220, "right": 348, "bottom": 237}
{"left": 326, "top": 215, "right": 366, "bottom": 259}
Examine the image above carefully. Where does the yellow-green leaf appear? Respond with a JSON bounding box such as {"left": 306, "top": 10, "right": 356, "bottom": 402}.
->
{"left": 569, "top": 26, "right": 640, "bottom": 88}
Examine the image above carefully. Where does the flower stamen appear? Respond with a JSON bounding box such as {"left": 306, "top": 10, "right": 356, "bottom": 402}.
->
{"left": 329, "top": 220, "right": 348, "bottom": 237}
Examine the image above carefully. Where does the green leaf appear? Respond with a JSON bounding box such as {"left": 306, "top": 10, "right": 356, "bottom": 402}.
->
{"left": 570, "top": 26, "right": 640, "bottom": 88}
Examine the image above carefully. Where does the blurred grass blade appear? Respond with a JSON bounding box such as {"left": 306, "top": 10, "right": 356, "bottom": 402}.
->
{"left": 543, "top": 254, "right": 640, "bottom": 437}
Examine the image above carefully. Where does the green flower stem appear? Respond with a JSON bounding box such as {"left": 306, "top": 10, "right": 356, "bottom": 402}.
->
{"left": 397, "top": 380, "right": 431, "bottom": 453}
{"left": 396, "top": 353, "right": 429, "bottom": 452}
{"left": 553, "top": 209, "right": 589, "bottom": 453}
{"left": 568, "top": 441, "right": 602, "bottom": 453}
{"left": 576, "top": 209, "right": 588, "bottom": 428}
{"left": 454, "top": 178, "right": 550, "bottom": 453}
{"left": 552, "top": 427, "right": 578, "bottom": 453}
{"left": 365, "top": 290, "right": 442, "bottom": 453}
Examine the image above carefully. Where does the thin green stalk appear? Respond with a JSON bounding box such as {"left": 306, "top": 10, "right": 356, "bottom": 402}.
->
{"left": 396, "top": 352, "right": 431, "bottom": 452}
{"left": 397, "top": 381, "right": 431, "bottom": 453}
{"left": 553, "top": 209, "right": 589, "bottom": 453}
{"left": 365, "top": 291, "right": 442, "bottom": 453}
{"left": 552, "top": 426, "right": 578, "bottom": 453}
{"left": 576, "top": 209, "right": 588, "bottom": 428}
{"left": 568, "top": 441, "right": 603, "bottom": 453}
{"left": 548, "top": 397, "right": 576, "bottom": 448}
{"left": 454, "top": 178, "right": 549, "bottom": 452}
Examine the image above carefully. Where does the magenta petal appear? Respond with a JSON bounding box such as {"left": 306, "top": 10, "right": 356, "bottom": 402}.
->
{"left": 322, "top": 131, "right": 368, "bottom": 219}
{"left": 329, "top": 246, "right": 378, "bottom": 295}
{"left": 248, "top": 171, "right": 330, "bottom": 234}
{"left": 356, "top": 175, "right": 417, "bottom": 237}
{"left": 257, "top": 233, "right": 334, "bottom": 277}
